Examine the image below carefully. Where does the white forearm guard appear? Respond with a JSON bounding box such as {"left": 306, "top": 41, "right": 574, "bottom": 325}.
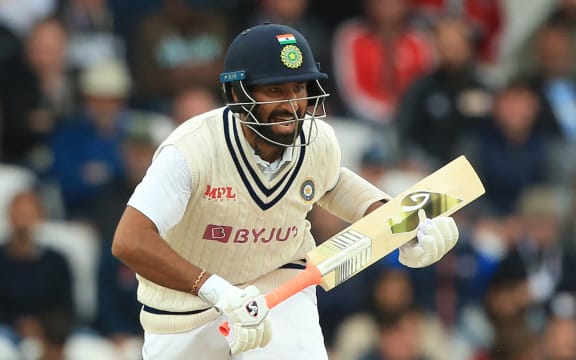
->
{"left": 316, "top": 167, "right": 391, "bottom": 224}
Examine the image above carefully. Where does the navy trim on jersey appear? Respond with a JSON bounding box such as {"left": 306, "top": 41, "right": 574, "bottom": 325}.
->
{"left": 142, "top": 305, "right": 210, "bottom": 315}
{"left": 231, "top": 116, "right": 295, "bottom": 196}
{"left": 223, "top": 108, "right": 306, "bottom": 210}
{"left": 279, "top": 262, "right": 306, "bottom": 270}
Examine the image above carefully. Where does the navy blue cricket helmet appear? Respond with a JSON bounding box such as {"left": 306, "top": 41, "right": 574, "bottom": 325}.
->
{"left": 220, "top": 23, "right": 329, "bottom": 147}
{"left": 221, "top": 23, "right": 328, "bottom": 85}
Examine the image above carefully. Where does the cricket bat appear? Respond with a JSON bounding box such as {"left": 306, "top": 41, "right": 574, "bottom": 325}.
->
{"left": 220, "top": 155, "right": 484, "bottom": 335}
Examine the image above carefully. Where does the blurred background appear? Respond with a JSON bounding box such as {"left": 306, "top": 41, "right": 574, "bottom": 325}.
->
{"left": 1, "top": 0, "right": 576, "bottom": 359}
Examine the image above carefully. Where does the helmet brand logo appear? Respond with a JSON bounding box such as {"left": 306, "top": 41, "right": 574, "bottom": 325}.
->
{"left": 280, "top": 45, "right": 303, "bottom": 69}
{"left": 220, "top": 70, "right": 246, "bottom": 83}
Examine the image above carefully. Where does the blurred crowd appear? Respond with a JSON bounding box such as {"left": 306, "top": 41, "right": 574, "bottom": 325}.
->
{"left": 1, "top": 0, "right": 576, "bottom": 359}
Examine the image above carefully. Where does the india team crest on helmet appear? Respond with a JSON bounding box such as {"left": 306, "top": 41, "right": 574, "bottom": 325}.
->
{"left": 281, "top": 45, "right": 303, "bottom": 69}
{"left": 300, "top": 179, "right": 315, "bottom": 201}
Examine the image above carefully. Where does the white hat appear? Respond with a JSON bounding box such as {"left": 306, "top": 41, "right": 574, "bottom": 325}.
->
{"left": 80, "top": 58, "right": 132, "bottom": 97}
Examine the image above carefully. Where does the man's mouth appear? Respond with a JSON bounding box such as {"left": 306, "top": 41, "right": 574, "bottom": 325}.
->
{"left": 272, "top": 116, "right": 295, "bottom": 126}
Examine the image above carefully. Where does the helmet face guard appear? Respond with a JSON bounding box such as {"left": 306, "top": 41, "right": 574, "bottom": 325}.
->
{"left": 220, "top": 23, "right": 330, "bottom": 147}
{"left": 223, "top": 79, "right": 328, "bottom": 147}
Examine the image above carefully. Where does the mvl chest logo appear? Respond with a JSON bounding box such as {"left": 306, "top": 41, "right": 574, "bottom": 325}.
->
{"left": 204, "top": 185, "right": 237, "bottom": 200}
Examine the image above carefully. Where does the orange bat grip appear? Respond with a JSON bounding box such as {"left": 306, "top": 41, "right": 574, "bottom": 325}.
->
{"left": 219, "top": 264, "right": 323, "bottom": 336}
{"left": 265, "top": 263, "right": 323, "bottom": 308}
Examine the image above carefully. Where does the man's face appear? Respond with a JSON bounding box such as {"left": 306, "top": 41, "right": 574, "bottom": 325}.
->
{"left": 248, "top": 81, "right": 308, "bottom": 146}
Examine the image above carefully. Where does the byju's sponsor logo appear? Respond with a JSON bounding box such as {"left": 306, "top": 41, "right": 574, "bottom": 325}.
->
{"left": 204, "top": 185, "right": 236, "bottom": 200}
{"left": 202, "top": 224, "right": 299, "bottom": 243}
{"left": 202, "top": 225, "right": 233, "bottom": 243}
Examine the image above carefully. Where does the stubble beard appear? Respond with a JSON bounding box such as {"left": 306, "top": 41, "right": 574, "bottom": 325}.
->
{"left": 251, "top": 107, "right": 305, "bottom": 146}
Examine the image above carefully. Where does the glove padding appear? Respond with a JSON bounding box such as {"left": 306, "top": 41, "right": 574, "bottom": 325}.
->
{"left": 399, "top": 212, "right": 459, "bottom": 268}
{"left": 197, "top": 273, "right": 272, "bottom": 355}
{"left": 216, "top": 285, "right": 272, "bottom": 354}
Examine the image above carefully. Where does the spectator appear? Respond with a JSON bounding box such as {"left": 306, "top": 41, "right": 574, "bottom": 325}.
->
{"left": 549, "top": 0, "right": 576, "bottom": 30}
{"left": 171, "top": 85, "right": 221, "bottom": 125}
{"left": 355, "top": 140, "right": 427, "bottom": 197}
{"left": 21, "top": 16, "right": 79, "bottom": 175}
{"left": 485, "top": 324, "right": 541, "bottom": 360}
{"left": 460, "top": 78, "right": 551, "bottom": 215}
{"left": 25, "top": 16, "right": 76, "bottom": 122}
{"left": 517, "top": 0, "right": 576, "bottom": 79}
{"left": 464, "top": 264, "right": 533, "bottom": 359}
{"left": 48, "top": 58, "right": 133, "bottom": 218}
{"left": 132, "top": 0, "right": 230, "bottom": 111}
{"left": 409, "top": 0, "right": 504, "bottom": 66}
{"left": 333, "top": 268, "right": 451, "bottom": 360}
{"left": 307, "top": 0, "right": 363, "bottom": 29}
{"left": 0, "top": 164, "right": 37, "bottom": 240}
{"left": 0, "top": 190, "right": 75, "bottom": 360}
{"left": 331, "top": 0, "right": 435, "bottom": 126}
{"left": 397, "top": 17, "right": 492, "bottom": 167}
{"left": 359, "top": 307, "right": 430, "bottom": 360}
{"left": 525, "top": 22, "right": 576, "bottom": 141}
{"left": 547, "top": 0, "right": 576, "bottom": 57}
{"left": 57, "top": 0, "right": 126, "bottom": 73}
{"left": 332, "top": 268, "right": 413, "bottom": 360}
{"left": 0, "top": 22, "right": 43, "bottom": 165}
{"left": 490, "top": 185, "right": 576, "bottom": 330}
{"left": 519, "top": 21, "right": 576, "bottom": 189}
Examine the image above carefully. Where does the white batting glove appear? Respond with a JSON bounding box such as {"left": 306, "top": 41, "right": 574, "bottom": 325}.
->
{"left": 198, "top": 274, "right": 272, "bottom": 354}
{"left": 398, "top": 211, "right": 459, "bottom": 268}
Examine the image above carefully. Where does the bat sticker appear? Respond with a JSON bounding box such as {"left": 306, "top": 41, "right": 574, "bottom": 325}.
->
{"left": 385, "top": 191, "right": 463, "bottom": 234}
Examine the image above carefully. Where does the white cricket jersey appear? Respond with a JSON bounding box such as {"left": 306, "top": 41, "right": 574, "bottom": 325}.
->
{"left": 131, "top": 107, "right": 342, "bottom": 316}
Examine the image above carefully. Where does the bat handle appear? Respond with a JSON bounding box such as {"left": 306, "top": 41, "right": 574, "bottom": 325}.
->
{"left": 265, "top": 263, "right": 323, "bottom": 308}
{"left": 219, "top": 264, "right": 322, "bottom": 336}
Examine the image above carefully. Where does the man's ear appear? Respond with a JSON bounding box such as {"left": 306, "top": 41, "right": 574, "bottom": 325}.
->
{"left": 224, "top": 83, "right": 249, "bottom": 115}
{"left": 230, "top": 86, "right": 239, "bottom": 102}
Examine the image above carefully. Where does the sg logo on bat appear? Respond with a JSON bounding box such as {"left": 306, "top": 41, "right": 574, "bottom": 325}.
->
{"left": 386, "top": 191, "right": 463, "bottom": 234}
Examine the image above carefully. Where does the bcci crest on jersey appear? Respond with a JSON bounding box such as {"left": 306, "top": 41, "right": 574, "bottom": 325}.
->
{"left": 300, "top": 179, "right": 315, "bottom": 201}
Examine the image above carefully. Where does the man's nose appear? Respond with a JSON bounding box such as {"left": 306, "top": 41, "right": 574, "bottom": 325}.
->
{"left": 280, "top": 94, "right": 300, "bottom": 112}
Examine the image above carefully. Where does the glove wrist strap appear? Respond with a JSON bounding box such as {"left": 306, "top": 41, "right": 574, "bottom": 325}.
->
{"left": 198, "top": 274, "right": 235, "bottom": 305}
